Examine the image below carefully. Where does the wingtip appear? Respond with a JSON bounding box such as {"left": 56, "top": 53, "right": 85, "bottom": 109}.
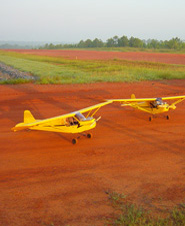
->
{"left": 105, "top": 99, "right": 113, "bottom": 103}
{"left": 106, "top": 100, "right": 113, "bottom": 103}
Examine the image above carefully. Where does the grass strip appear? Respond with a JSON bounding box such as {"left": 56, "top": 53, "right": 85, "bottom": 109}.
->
{"left": 0, "top": 50, "right": 185, "bottom": 84}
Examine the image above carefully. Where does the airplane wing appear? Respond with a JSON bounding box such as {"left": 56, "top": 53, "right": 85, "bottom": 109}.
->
{"left": 79, "top": 100, "right": 112, "bottom": 115}
{"left": 108, "top": 98, "right": 156, "bottom": 102}
{"left": 161, "top": 95, "right": 185, "bottom": 101}
{"left": 12, "top": 101, "right": 112, "bottom": 131}
{"left": 109, "top": 95, "right": 185, "bottom": 103}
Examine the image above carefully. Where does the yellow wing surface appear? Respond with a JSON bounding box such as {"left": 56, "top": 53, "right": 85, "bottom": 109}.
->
{"left": 109, "top": 95, "right": 185, "bottom": 103}
{"left": 12, "top": 101, "right": 112, "bottom": 132}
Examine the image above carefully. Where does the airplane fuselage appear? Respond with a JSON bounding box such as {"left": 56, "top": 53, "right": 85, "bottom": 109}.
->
{"left": 132, "top": 101, "right": 174, "bottom": 115}
{"left": 28, "top": 118, "right": 96, "bottom": 134}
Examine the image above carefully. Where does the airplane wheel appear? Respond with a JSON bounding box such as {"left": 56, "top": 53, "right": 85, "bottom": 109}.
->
{"left": 72, "top": 138, "right": 78, "bottom": 144}
{"left": 166, "top": 115, "right": 170, "bottom": 120}
{"left": 149, "top": 116, "right": 152, "bottom": 121}
{"left": 87, "top": 133, "right": 93, "bottom": 139}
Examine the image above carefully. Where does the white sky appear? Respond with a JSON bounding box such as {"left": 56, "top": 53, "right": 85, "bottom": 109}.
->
{"left": 0, "top": 0, "right": 185, "bottom": 42}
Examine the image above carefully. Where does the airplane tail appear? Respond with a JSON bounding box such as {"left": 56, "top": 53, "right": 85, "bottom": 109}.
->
{"left": 131, "top": 94, "right": 136, "bottom": 99}
{"left": 24, "top": 110, "right": 35, "bottom": 123}
{"left": 12, "top": 110, "right": 36, "bottom": 132}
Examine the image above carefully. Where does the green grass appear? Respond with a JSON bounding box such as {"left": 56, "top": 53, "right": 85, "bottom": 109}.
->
{"left": 0, "top": 50, "right": 185, "bottom": 84}
{"left": 106, "top": 191, "right": 185, "bottom": 226}
{"left": 0, "top": 78, "right": 31, "bottom": 84}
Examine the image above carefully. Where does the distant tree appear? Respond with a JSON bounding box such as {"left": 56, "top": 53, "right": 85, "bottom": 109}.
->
{"left": 113, "top": 36, "right": 119, "bottom": 46}
{"left": 84, "top": 39, "right": 93, "bottom": 48}
{"left": 48, "top": 43, "right": 55, "bottom": 49}
{"left": 78, "top": 40, "right": 85, "bottom": 48}
{"left": 92, "top": 38, "right": 104, "bottom": 47}
{"left": 167, "top": 37, "right": 182, "bottom": 49}
{"left": 129, "top": 37, "right": 143, "bottom": 48}
{"left": 147, "top": 39, "right": 160, "bottom": 49}
{"left": 118, "top": 35, "right": 129, "bottom": 47}
{"left": 106, "top": 38, "right": 115, "bottom": 47}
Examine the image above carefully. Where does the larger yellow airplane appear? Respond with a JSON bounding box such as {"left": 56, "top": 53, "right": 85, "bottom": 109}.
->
{"left": 109, "top": 94, "right": 185, "bottom": 121}
{"left": 12, "top": 101, "right": 112, "bottom": 144}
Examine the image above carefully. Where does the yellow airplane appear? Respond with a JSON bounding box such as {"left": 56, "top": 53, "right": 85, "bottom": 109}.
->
{"left": 109, "top": 94, "right": 185, "bottom": 121}
{"left": 12, "top": 101, "right": 112, "bottom": 144}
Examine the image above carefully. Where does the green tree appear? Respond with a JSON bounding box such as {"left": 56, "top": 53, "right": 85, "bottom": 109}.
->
{"left": 129, "top": 37, "right": 143, "bottom": 48}
{"left": 92, "top": 38, "right": 104, "bottom": 47}
{"left": 118, "top": 35, "right": 129, "bottom": 47}
{"left": 106, "top": 38, "right": 115, "bottom": 47}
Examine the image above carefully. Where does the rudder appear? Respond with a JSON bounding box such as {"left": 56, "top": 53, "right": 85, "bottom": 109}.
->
{"left": 24, "top": 110, "right": 35, "bottom": 123}
{"left": 131, "top": 94, "right": 136, "bottom": 99}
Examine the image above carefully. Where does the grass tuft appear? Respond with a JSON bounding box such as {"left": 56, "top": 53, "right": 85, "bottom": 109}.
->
{"left": 106, "top": 191, "right": 185, "bottom": 226}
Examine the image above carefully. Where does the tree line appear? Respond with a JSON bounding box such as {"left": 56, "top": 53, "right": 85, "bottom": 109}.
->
{"left": 39, "top": 36, "right": 185, "bottom": 50}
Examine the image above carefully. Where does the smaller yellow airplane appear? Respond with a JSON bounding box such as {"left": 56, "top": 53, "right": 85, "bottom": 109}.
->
{"left": 12, "top": 101, "right": 112, "bottom": 144}
{"left": 109, "top": 94, "right": 185, "bottom": 121}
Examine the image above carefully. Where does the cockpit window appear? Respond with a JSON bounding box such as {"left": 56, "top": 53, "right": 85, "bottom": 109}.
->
{"left": 155, "top": 98, "right": 163, "bottom": 105}
{"left": 75, "top": 112, "right": 86, "bottom": 121}
{"left": 150, "top": 98, "right": 165, "bottom": 108}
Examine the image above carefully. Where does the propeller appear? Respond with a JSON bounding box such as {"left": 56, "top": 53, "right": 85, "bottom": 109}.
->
{"left": 96, "top": 116, "right": 101, "bottom": 122}
{"left": 90, "top": 116, "right": 101, "bottom": 127}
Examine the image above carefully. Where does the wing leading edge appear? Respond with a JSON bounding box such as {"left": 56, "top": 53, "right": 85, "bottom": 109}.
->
{"left": 108, "top": 95, "right": 185, "bottom": 103}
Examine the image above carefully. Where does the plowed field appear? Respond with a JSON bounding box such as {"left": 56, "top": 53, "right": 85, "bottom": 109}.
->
{"left": 0, "top": 80, "right": 185, "bottom": 226}
{"left": 5, "top": 49, "right": 185, "bottom": 65}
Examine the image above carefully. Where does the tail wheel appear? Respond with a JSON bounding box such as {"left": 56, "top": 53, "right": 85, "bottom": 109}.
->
{"left": 166, "top": 115, "right": 170, "bottom": 120}
{"left": 149, "top": 116, "right": 152, "bottom": 122}
{"left": 72, "top": 138, "right": 78, "bottom": 144}
{"left": 87, "top": 133, "right": 93, "bottom": 139}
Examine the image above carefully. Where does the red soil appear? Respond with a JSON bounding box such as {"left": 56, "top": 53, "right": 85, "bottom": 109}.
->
{"left": 5, "top": 49, "right": 185, "bottom": 65}
{"left": 0, "top": 80, "right": 185, "bottom": 226}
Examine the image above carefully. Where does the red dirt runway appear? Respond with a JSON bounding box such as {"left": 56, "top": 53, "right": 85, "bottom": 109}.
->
{"left": 0, "top": 80, "right": 185, "bottom": 226}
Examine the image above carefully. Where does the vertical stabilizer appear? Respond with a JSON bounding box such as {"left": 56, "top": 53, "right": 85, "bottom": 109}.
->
{"left": 24, "top": 110, "right": 35, "bottom": 123}
{"left": 131, "top": 94, "right": 136, "bottom": 99}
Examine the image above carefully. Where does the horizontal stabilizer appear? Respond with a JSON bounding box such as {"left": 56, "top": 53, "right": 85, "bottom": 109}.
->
{"left": 11, "top": 123, "right": 30, "bottom": 132}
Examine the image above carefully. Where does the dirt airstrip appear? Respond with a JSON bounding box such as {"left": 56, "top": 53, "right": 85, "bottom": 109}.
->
{"left": 0, "top": 80, "right": 185, "bottom": 226}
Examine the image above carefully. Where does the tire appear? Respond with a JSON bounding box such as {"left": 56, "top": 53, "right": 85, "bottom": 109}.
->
{"left": 72, "top": 138, "right": 78, "bottom": 144}
{"left": 166, "top": 115, "right": 170, "bottom": 120}
{"left": 87, "top": 133, "right": 93, "bottom": 139}
{"left": 149, "top": 116, "right": 152, "bottom": 121}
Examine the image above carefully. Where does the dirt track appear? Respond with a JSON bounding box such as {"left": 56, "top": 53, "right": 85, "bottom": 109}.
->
{"left": 0, "top": 81, "right": 185, "bottom": 226}
{"left": 5, "top": 49, "right": 185, "bottom": 65}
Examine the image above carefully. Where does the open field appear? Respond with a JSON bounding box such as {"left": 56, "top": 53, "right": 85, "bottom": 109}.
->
{"left": 4, "top": 49, "right": 185, "bottom": 64}
{"left": 0, "top": 80, "right": 185, "bottom": 226}
{"left": 0, "top": 50, "right": 185, "bottom": 84}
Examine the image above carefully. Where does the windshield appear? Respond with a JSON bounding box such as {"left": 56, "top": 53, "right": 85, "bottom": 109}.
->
{"left": 75, "top": 112, "right": 86, "bottom": 121}
{"left": 155, "top": 98, "right": 163, "bottom": 105}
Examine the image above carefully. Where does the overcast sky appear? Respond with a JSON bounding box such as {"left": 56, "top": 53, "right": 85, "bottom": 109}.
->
{"left": 0, "top": 0, "right": 185, "bottom": 43}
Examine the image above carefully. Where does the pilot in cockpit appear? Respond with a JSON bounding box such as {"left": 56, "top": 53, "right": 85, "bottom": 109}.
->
{"left": 150, "top": 98, "right": 164, "bottom": 108}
